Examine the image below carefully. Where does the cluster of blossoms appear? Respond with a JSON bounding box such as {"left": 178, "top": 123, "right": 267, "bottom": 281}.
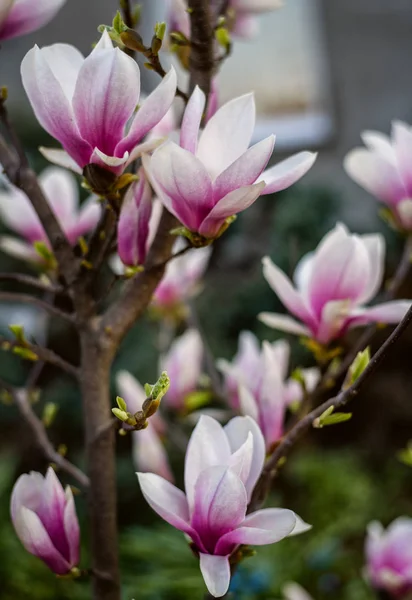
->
{"left": 3, "top": 0, "right": 412, "bottom": 598}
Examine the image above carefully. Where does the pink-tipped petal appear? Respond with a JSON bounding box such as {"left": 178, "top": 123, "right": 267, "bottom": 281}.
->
{"left": 349, "top": 301, "right": 411, "bottom": 327}
{"left": 10, "top": 471, "right": 44, "bottom": 523}
{"left": 197, "top": 93, "right": 256, "bottom": 179}
{"left": 184, "top": 415, "right": 231, "bottom": 512}
{"left": 0, "top": 0, "right": 13, "bottom": 28}
{"left": 118, "top": 175, "right": 152, "bottom": 267}
{"left": 0, "top": 0, "right": 66, "bottom": 41}
{"left": 258, "top": 312, "right": 311, "bottom": 337}
{"left": 259, "top": 151, "right": 317, "bottom": 195}
{"left": 198, "top": 182, "right": 265, "bottom": 238}
{"left": 215, "top": 508, "right": 296, "bottom": 555}
{"left": 38, "top": 167, "right": 78, "bottom": 225}
{"left": 393, "top": 120, "right": 412, "bottom": 194}
{"left": 117, "top": 67, "right": 177, "bottom": 156}
{"left": 0, "top": 188, "right": 43, "bottom": 241}
{"left": 63, "top": 487, "right": 80, "bottom": 567}
{"left": 214, "top": 135, "right": 275, "bottom": 200}
{"left": 21, "top": 45, "right": 92, "bottom": 167}
{"left": 72, "top": 42, "right": 140, "bottom": 155}
{"left": 180, "top": 86, "right": 206, "bottom": 154}
{"left": 227, "top": 431, "right": 254, "bottom": 488}
{"left": 89, "top": 147, "right": 129, "bottom": 175}
{"left": 357, "top": 233, "right": 385, "bottom": 304}
{"left": 224, "top": 416, "right": 265, "bottom": 502}
{"left": 199, "top": 553, "right": 231, "bottom": 598}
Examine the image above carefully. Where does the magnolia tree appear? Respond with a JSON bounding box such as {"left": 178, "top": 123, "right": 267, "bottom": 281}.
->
{"left": 1, "top": 0, "right": 412, "bottom": 599}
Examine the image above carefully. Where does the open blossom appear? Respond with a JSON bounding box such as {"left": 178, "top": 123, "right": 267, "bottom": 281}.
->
{"left": 21, "top": 31, "right": 177, "bottom": 175}
{"left": 259, "top": 223, "right": 411, "bottom": 345}
{"left": 138, "top": 415, "right": 310, "bottom": 597}
{"left": 117, "top": 370, "right": 173, "bottom": 482}
{"left": 0, "top": 167, "right": 101, "bottom": 263}
{"left": 366, "top": 518, "right": 412, "bottom": 598}
{"left": 168, "top": 0, "right": 282, "bottom": 40}
{"left": 11, "top": 467, "right": 80, "bottom": 574}
{"left": 218, "top": 333, "right": 319, "bottom": 449}
{"left": 145, "top": 87, "right": 316, "bottom": 239}
{"left": 153, "top": 240, "right": 212, "bottom": 309}
{"left": 344, "top": 122, "right": 412, "bottom": 231}
{"left": 0, "top": 0, "right": 66, "bottom": 41}
{"left": 162, "top": 329, "right": 203, "bottom": 411}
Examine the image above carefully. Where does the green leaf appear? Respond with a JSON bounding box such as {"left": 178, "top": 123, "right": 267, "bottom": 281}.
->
{"left": 8, "top": 324, "right": 25, "bottom": 344}
{"left": 112, "top": 408, "right": 129, "bottom": 422}
{"left": 313, "top": 405, "right": 352, "bottom": 428}
{"left": 345, "top": 347, "right": 371, "bottom": 388}
{"left": 185, "top": 390, "right": 213, "bottom": 412}
{"left": 42, "top": 403, "right": 58, "bottom": 428}
{"left": 154, "top": 21, "right": 166, "bottom": 41}
{"left": 12, "top": 347, "right": 38, "bottom": 361}
{"left": 116, "top": 396, "right": 128, "bottom": 412}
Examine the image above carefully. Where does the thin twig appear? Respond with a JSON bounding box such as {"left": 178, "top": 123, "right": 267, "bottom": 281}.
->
{"left": 0, "top": 291, "right": 75, "bottom": 323}
{"left": 0, "top": 334, "right": 79, "bottom": 378}
{"left": 0, "top": 273, "right": 64, "bottom": 294}
{"left": 249, "top": 301, "right": 412, "bottom": 510}
{"left": 7, "top": 384, "right": 89, "bottom": 488}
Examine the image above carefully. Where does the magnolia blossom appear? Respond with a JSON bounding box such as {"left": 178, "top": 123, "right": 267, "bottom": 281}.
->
{"left": 0, "top": 0, "right": 66, "bottom": 41}
{"left": 168, "top": 0, "right": 283, "bottom": 40}
{"left": 145, "top": 87, "right": 316, "bottom": 239}
{"left": 153, "top": 240, "right": 212, "bottom": 309}
{"left": 117, "top": 370, "right": 173, "bottom": 482}
{"left": 0, "top": 167, "right": 100, "bottom": 263}
{"left": 10, "top": 467, "right": 80, "bottom": 574}
{"left": 366, "top": 518, "right": 412, "bottom": 598}
{"left": 138, "top": 415, "right": 310, "bottom": 597}
{"left": 218, "top": 332, "right": 319, "bottom": 449}
{"left": 162, "top": 329, "right": 203, "bottom": 411}
{"left": 259, "top": 223, "right": 411, "bottom": 345}
{"left": 344, "top": 122, "right": 412, "bottom": 231}
{"left": 21, "top": 31, "right": 177, "bottom": 175}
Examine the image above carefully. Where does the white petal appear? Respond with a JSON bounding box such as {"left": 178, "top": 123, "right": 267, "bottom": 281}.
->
{"left": 258, "top": 312, "right": 311, "bottom": 337}
{"left": 199, "top": 553, "right": 231, "bottom": 598}
{"left": 259, "top": 152, "right": 317, "bottom": 195}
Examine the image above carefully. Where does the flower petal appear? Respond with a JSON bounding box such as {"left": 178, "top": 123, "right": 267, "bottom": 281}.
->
{"left": 259, "top": 151, "right": 317, "bottom": 195}
{"left": 259, "top": 312, "right": 311, "bottom": 336}
{"left": 215, "top": 508, "right": 296, "bottom": 555}
{"left": 238, "top": 384, "right": 259, "bottom": 422}
{"left": 10, "top": 471, "right": 44, "bottom": 523}
{"left": 224, "top": 415, "right": 265, "bottom": 502}
{"left": 0, "top": 0, "right": 66, "bottom": 41}
{"left": 117, "top": 67, "right": 177, "bottom": 156}
{"left": 199, "top": 553, "right": 231, "bottom": 598}
{"left": 180, "top": 85, "right": 206, "bottom": 154}
{"left": 357, "top": 233, "right": 385, "bottom": 304}
{"left": 198, "top": 182, "right": 265, "bottom": 238}
{"left": 184, "top": 415, "right": 231, "bottom": 513}
{"left": 0, "top": 236, "right": 39, "bottom": 262}
{"left": 132, "top": 428, "right": 174, "bottom": 483}
{"left": 213, "top": 136, "right": 275, "bottom": 200}
{"left": 197, "top": 93, "right": 256, "bottom": 179}
{"left": 392, "top": 120, "right": 412, "bottom": 194}
{"left": 63, "top": 486, "right": 80, "bottom": 567}
{"left": 70, "top": 197, "right": 101, "bottom": 241}
{"left": 0, "top": 187, "right": 43, "bottom": 241}
{"left": 349, "top": 301, "right": 411, "bottom": 327}
{"left": 72, "top": 38, "right": 140, "bottom": 155}
{"left": 38, "top": 167, "right": 78, "bottom": 226}
{"left": 118, "top": 173, "right": 152, "bottom": 267}
{"left": 39, "top": 147, "right": 83, "bottom": 174}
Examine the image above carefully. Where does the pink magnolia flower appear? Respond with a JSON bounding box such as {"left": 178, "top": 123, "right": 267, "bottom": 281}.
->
{"left": 145, "top": 86, "right": 316, "bottom": 239}
{"left": 10, "top": 467, "right": 80, "bottom": 574}
{"left": 153, "top": 240, "right": 212, "bottom": 309}
{"left": 0, "top": 167, "right": 101, "bottom": 263}
{"left": 162, "top": 328, "right": 203, "bottom": 411}
{"left": 138, "top": 414, "right": 310, "bottom": 597}
{"left": 366, "top": 518, "right": 412, "bottom": 598}
{"left": 0, "top": 0, "right": 66, "bottom": 42}
{"left": 117, "top": 370, "right": 173, "bottom": 482}
{"left": 21, "top": 31, "right": 177, "bottom": 175}
{"left": 218, "top": 333, "right": 319, "bottom": 449}
{"left": 344, "top": 122, "right": 412, "bottom": 231}
{"left": 259, "top": 223, "right": 411, "bottom": 345}
{"left": 168, "top": 0, "right": 282, "bottom": 40}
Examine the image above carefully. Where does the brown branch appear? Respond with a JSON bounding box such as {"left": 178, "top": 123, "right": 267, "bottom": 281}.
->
{"left": 0, "top": 334, "right": 79, "bottom": 378}
{"left": 250, "top": 301, "right": 412, "bottom": 510}
{"left": 7, "top": 384, "right": 89, "bottom": 488}
{"left": 0, "top": 273, "right": 64, "bottom": 294}
{"left": 188, "top": 0, "right": 215, "bottom": 96}
{"left": 0, "top": 291, "right": 75, "bottom": 323}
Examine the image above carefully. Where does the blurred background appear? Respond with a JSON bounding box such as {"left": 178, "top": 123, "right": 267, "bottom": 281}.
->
{"left": 0, "top": 1, "right": 412, "bottom": 598}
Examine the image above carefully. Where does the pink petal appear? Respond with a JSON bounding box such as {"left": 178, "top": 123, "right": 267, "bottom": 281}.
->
{"left": 316, "top": 299, "right": 351, "bottom": 344}
{"left": 215, "top": 508, "right": 296, "bottom": 555}
{"left": 198, "top": 182, "right": 265, "bottom": 238}
{"left": 392, "top": 120, "right": 412, "bottom": 194}
{"left": 262, "top": 256, "right": 314, "bottom": 325}
{"left": 13, "top": 506, "right": 71, "bottom": 574}
{"left": 69, "top": 196, "right": 101, "bottom": 241}
{"left": 132, "top": 428, "right": 174, "bottom": 483}
{"left": 258, "top": 312, "right": 311, "bottom": 337}
{"left": 259, "top": 151, "right": 317, "bottom": 195}
{"left": 258, "top": 341, "right": 287, "bottom": 448}
{"left": 63, "top": 487, "right": 80, "bottom": 567}
{"left": 199, "top": 553, "right": 231, "bottom": 598}
{"left": 348, "top": 301, "right": 411, "bottom": 328}
{"left": 227, "top": 431, "right": 254, "bottom": 488}
{"left": 238, "top": 384, "right": 259, "bottom": 422}
{"left": 398, "top": 199, "right": 412, "bottom": 230}
{"left": 150, "top": 141, "right": 213, "bottom": 232}
{"left": 180, "top": 86, "right": 206, "bottom": 154}
{"left": 117, "top": 173, "right": 152, "bottom": 266}
{"left": 361, "top": 130, "right": 395, "bottom": 162}
{"left": 21, "top": 45, "right": 92, "bottom": 167}
{"left": 0, "top": 0, "right": 66, "bottom": 41}
{"left": 191, "top": 466, "right": 247, "bottom": 551}
{"left": 39, "top": 167, "right": 78, "bottom": 226}
{"left": 0, "top": 0, "right": 13, "bottom": 28}
{"left": 0, "top": 236, "right": 39, "bottom": 262}
{"left": 213, "top": 136, "right": 275, "bottom": 200}
{"left": 10, "top": 471, "right": 44, "bottom": 523}
{"left": 224, "top": 416, "right": 265, "bottom": 502}
{"left": 0, "top": 187, "right": 43, "bottom": 241}
{"left": 89, "top": 147, "right": 130, "bottom": 175}
{"left": 39, "top": 468, "right": 70, "bottom": 561}
{"left": 39, "top": 147, "right": 82, "bottom": 174}
{"left": 72, "top": 36, "right": 140, "bottom": 156}
{"left": 357, "top": 234, "right": 385, "bottom": 304}
{"left": 184, "top": 415, "right": 231, "bottom": 513}
{"left": 197, "top": 93, "right": 256, "bottom": 179}
{"left": 117, "top": 67, "right": 177, "bottom": 157}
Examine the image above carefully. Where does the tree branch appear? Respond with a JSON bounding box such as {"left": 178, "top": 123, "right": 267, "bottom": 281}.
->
{"left": 7, "top": 384, "right": 89, "bottom": 488}
{"left": 0, "top": 273, "right": 64, "bottom": 294}
{"left": 250, "top": 302, "right": 412, "bottom": 510}
{"left": 0, "top": 291, "right": 75, "bottom": 323}
{"left": 0, "top": 334, "right": 79, "bottom": 378}
{"left": 188, "top": 0, "right": 215, "bottom": 96}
